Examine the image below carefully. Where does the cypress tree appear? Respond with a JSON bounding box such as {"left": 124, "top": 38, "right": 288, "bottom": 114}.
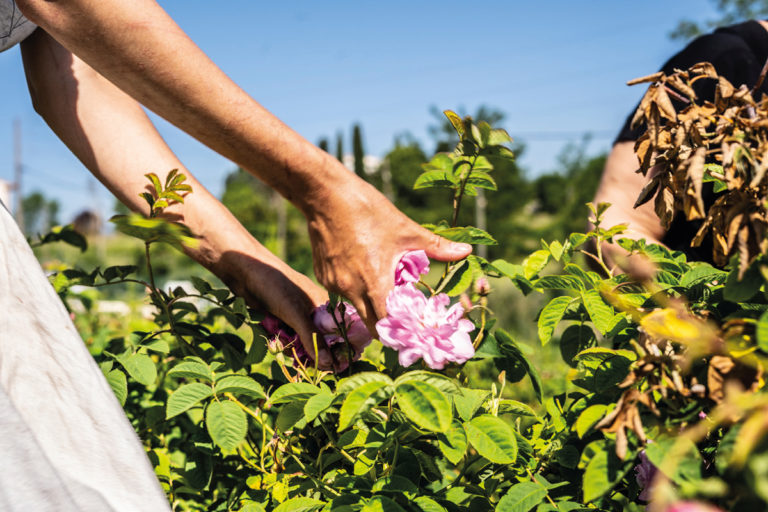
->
{"left": 335, "top": 132, "right": 344, "bottom": 163}
{"left": 352, "top": 123, "right": 365, "bottom": 176}
{"left": 318, "top": 138, "right": 329, "bottom": 152}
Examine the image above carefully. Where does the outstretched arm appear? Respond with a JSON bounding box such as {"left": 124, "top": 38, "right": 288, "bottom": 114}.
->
{"left": 20, "top": 29, "right": 328, "bottom": 349}
{"left": 592, "top": 141, "right": 666, "bottom": 267}
{"left": 14, "top": 0, "right": 472, "bottom": 331}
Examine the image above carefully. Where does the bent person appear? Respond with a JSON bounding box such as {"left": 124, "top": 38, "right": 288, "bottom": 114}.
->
{"left": 0, "top": 0, "right": 471, "bottom": 509}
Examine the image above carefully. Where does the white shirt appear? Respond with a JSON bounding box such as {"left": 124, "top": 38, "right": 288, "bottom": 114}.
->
{"left": 0, "top": 0, "right": 36, "bottom": 53}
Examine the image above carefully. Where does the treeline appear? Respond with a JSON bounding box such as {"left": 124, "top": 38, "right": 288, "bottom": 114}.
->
{"left": 221, "top": 107, "right": 608, "bottom": 276}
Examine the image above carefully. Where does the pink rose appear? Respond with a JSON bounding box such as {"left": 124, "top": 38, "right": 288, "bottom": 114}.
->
{"left": 664, "top": 502, "right": 723, "bottom": 512}
{"left": 262, "top": 303, "right": 372, "bottom": 373}
{"left": 395, "top": 250, "right": 430, "bottom": 285}
{"left": 377, "top": 253, "right": 475, "bottom": 369}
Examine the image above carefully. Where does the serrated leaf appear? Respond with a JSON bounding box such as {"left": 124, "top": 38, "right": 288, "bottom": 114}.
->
{"left": 206, "top": 400, "right": 247, "bottom": 451}
{"left": 679, "top": 263, "right": 726, "bottom": 287}
{"left": 444, "top": 110, "right": 465, "bottom": 137}
{"left": 273, "top": 497, "right": 324, "bottom": 512}
{"left": 337, "top": 372, "right": 394, "bottom": 395}
{"left": 438, "top": 260, "right": 473, "bottom": 297}
{"left": 758, "top": 311, "right": 768, "bottom": 353}
{"left": 394, "top": 371, "right": 461, "bottom": 396}
{"left": 454, "top": 388, "right": 491, "bottom": 421}
{"left": 269, "top": 382, "right": 321, "bottom": 404}
{"left": 414, "top": 496, "right": 448, "bottom": 512}
{"left": 495, "top": 329, "right": 543, "bottom": 402}
{"left": 304, "top": 390, "right": 334, "bottom": 422}
{"left": 582, "top": 443, "right": 629, "bottom": 502}
{"left": 575, "top": 404, "right": 610, "bottom": 438}
{"left": 145, "top": 172, "right": 163, "bottom": 195}
{"left": 437, "top": 420, "right": 467, "bottom": 464}
{"left": 167, "top": 382, "right": 214, "bottom": 419}
{"left": 338, "top": 380, "right": 394, "bottom": 431}
{"left": 115, "top": 352, "right": 157, "bottom": 386}
{"left": 496, "top": 399, "right": 537, "bottom": 417}
{"left": 104, "top": 369, "right": 127, "bottom": 406}
{"left": 215, "top": 375, "right": 265, "bottom": 399}
{"left": 495, "top": 481, "right": 547, "bottom": 512}
{"left": 581, "top": 289, "right": 615, "bottom": 334}
{"left": 413, "top": 170, "right": 456, "bottom": 190}
{"left": 523, "top": 250, "right": 550, "bottom": 279}
{"left": 466, "top": 171, "right": 497, "bottom": 190}
{"left": 534, "top": 275, "right": 584, "bottom": 291}
{"left": 395, "top": 381, "right": 452, "bottom": 432}
{"left": 465, "top": 415, "right": 518, "bottom": 464}
{"left": 167, "top": 359, "right": 213, "bottom": 382}
{"left": 538, "top": 296, "right": 573, "bottom": 345}
{"left": 362, "top": 496, "right": 407, "bottom": 512}
{"left": 433, "top": 226, "right": 497, "bottom": 245}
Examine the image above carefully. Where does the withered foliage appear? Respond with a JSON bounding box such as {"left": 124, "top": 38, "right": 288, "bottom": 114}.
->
{"left": 630, "top": 62, "right": 768, "bottom": 276}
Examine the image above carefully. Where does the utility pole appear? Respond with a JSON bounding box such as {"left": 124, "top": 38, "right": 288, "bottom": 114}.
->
{"left": 13, "top": 118, "right": 23, "bottom": 232}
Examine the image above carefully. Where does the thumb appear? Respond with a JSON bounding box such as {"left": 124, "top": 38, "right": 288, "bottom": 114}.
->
{"left": 422, "top": 231, "right": 472, "bottom": 262}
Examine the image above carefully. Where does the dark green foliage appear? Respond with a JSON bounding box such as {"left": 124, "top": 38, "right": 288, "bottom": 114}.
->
{"left": 352, "top": 123, "right": 365, "bottom": 176}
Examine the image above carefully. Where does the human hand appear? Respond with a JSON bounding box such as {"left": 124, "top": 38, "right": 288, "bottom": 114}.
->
{"left": 305, "top": 174, "right": 472, "bottom": 333}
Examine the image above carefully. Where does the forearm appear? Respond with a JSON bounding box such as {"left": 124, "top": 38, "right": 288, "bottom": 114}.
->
{"left": 20, "top": 29, "right": 285, "bottom": 280}
{"left": 15, "top": 0, "right": 347, "bottom": 215}
{"left": 592, "top": 141, "right": 666, "bottom": 267}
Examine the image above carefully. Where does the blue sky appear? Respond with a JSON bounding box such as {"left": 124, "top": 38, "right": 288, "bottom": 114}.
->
{"left": 0, "top": 1, "right": 719, "bottom": 220}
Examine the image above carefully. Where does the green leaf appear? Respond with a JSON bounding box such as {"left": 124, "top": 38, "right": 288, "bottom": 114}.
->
{"left": 679, "top": 263, "right": 726, "bottom": 288}
{"left": 724, "top": 264, "right": 762, "bottom": 302}
{"left": 559, "top": 325, "right": 596, "bottom": 368}
{"left": 273, "top": 497, "right": 324, "bottom": 512}
{"left": 104, "top": 369, "right": 127, "bottom": 406}
{"left": 304, "top": 390, "right": 334, "bottom": 422}
{"left": 523, "top": 250, "right": 550, "bottom": 279}
{"left": 167, "top": 359, "right": 213, "bottom": 382}
{"left": 413, "top": 496, "right": 448, "bottom": 512}
{"left": 444, "top": 110, "right": 465, "bottom": 138}
{"left": 438, "top": 420, "right": 468, "bottom": 464}
{"left": 269, "top": 382, "right": 321, "bottom": 404}
{"left": 413, "top": 170, "right": 457, "bottom": 190}
{"left": 582, "top": 442, "right": 630, "bottom": 502}
{"left": 574, "top": 348, "right": 635, "bottom": 393}
{"left": 758, "top": 310, "right": 768, "bottom": 353}
{"left": 439, "top": 260, "right": 473, "bottom": 297}
{"left": 575, "top": 404, "right": 610, "bottom": 438}
{"left": 337, "top": 372, "right": 394, "bottom": 395}
{"left": 145, "top": 172, "right": 163, "bottom": 195}
{"left": 206, "top": 400, "right": 247, "bottom": 451}
{"left": 495, "top": 329, "right": 543, "bottom": 402}
{"left": 167, "top": 383, "right": 214, "bottom": 419}
{"left": 580, "top": 289, "right": 615, "bottom": 334}
{"left": 115, "top": 352, "right": 157, "bottom": 386}
{"left": 496, "top": 400, "right": 537, "bottom": 417}
{"left": 338, "top": 380, "right": 394, "bottom": 431}
{"left": 275, "top": 400, "right": 307, "bottom": 432}
{"left": 645, "top": 437, "right": 702, "bottom": 484}
{"left": 454, "top": 388, "right": 491, "bottom": 421}
{"left": 395, "top": 381, "right": 452, "bottom": 432}
{"left": 466, "top": 171, "right": 497, "bottom": 190}
{"left": 492, "top": 259, "right": 524, "bottom": 279}
{"left": 538, "top": 296, "right": 573, "bottom": 346}
{"left": 362, "top": 496, "right": 407, "bottom": 512}
{"left": 215, "top": 375, "right": 265, "bottom": 399}
{"left": 534, "top": 275, "right": 584, "bottom": 291}
{"left": 394, "top": 371, "right": 461, "bottom": 396}
{"left": 433, "top": 226, "right": 497, "bottom": 245}
{"left": 496, "top": 481, "right": 547, "bottom": 512}
{"left": 547, "top": 240, "right": 565, "bottom": 261}
{"left": 465, "top": 415, "right": 518, "bottom": 464}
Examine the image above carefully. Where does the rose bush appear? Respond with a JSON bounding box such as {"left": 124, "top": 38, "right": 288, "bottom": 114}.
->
{"left": 42, "top": 77, "right": 768, "bottom": 512}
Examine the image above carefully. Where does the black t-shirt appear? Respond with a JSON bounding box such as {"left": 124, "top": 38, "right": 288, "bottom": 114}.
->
{"left": 616, "top": 20, "right": 768, "bottom": 262}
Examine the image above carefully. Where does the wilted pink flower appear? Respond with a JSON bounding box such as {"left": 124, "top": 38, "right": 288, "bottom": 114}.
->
{"left": 664, "top": 501, "right": 723, "bottom": 512}
{"left": 311, "top": 302, "right": 372, "bottom": 372}
{"left": 395, "top": 250, "right": 430, "bottom": 285}
{"left": 698, "top": 411, "right": 707, "bottom": 420}
{"left": 262, "top": 313, "right": 298, "bottom": 351}
{"left": 376, "top": 282, "right": 475, "bottom": 369}
{"left": 635, "top": 450, "right": 658, "bottom": 502}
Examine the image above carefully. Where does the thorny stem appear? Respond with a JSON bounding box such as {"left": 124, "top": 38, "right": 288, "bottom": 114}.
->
{"left": 443, "top": 155, "right": 478, "bottom": 279}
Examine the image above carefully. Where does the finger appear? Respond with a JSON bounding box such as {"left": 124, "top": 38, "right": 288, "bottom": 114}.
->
{"left": 421, "top": 231, "right": 472, "bottom": 262}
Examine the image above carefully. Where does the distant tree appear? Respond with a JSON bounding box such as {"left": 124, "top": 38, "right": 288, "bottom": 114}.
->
{"left": 335, "top": 132, "right": 344, "bottom": 163}
{"left": 220, "top": 168, "right": 313, "bottom": 274}
{"left": 670, "top": 0, "right": 768, "bottom": 40}
{"left": 533, "top": 138, "right": 606, "bottom": 240}
{"left": 352, "top": 123, "right": 365, "bottom": 176}
{"left": 21, "top": 191, "right": 59, "bottom": 235}
{"left": 318, "top": 138, "right": 329, "bottom": 152}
